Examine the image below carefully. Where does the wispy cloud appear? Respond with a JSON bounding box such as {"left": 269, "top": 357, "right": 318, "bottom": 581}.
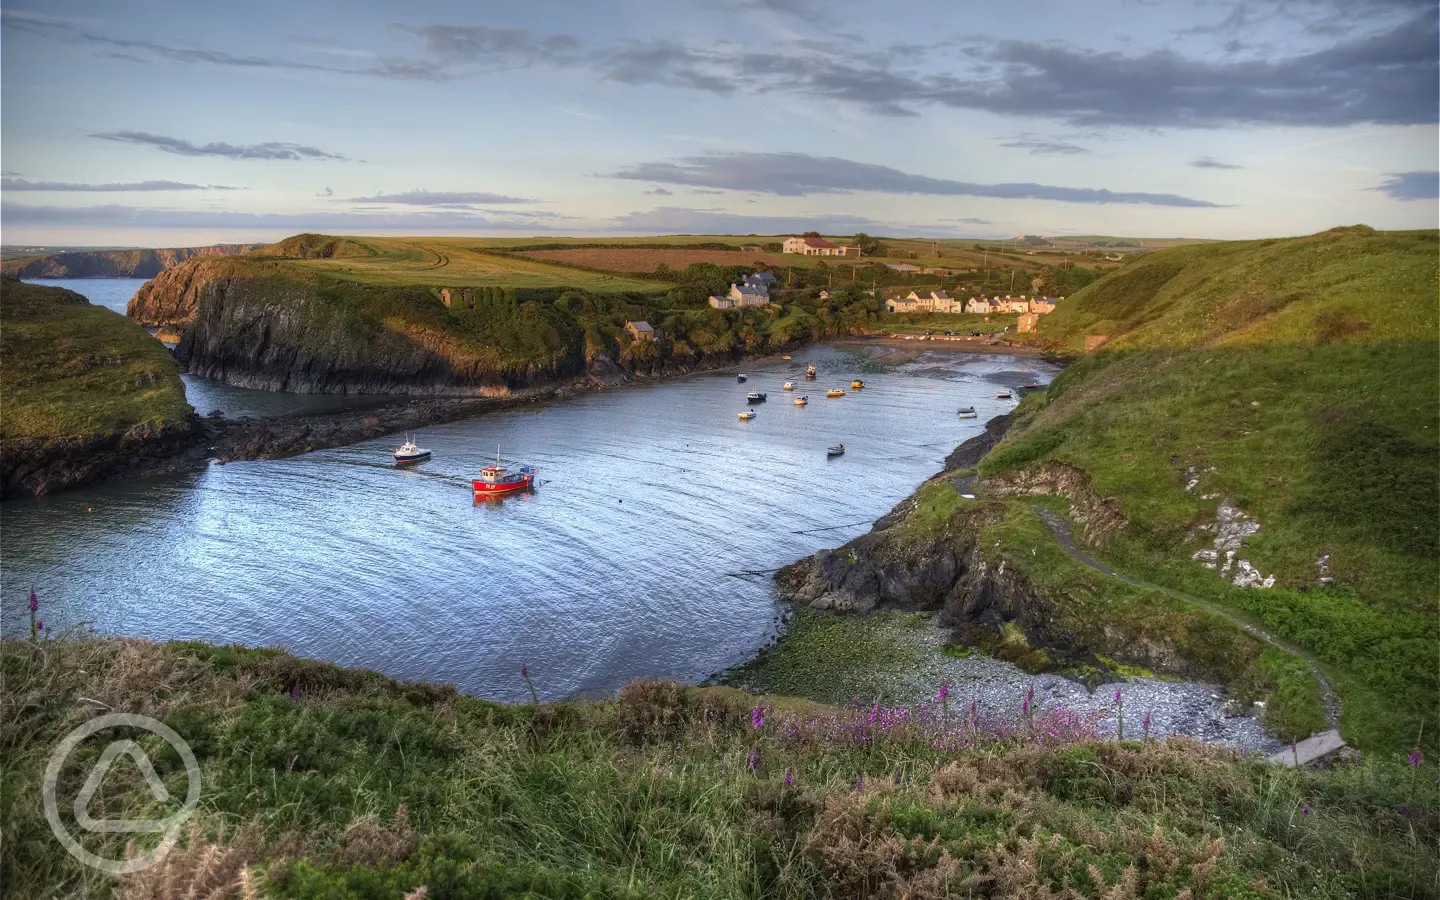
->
{"left": 2, "top": 177, "right": 237, "bottom": 191}
{"left": 346, "top": 189, "right": 538, "bottom": 205}
{"left": 644, "top": 187, "right": 674, "bottom": 196}
{"left": 16, "top": 8, "right": 1434, "bottom": 129}
{"left": 1190, "top": 157, "right": 1243, "bottom": 169}
{"left": 999, "top": 135, "right": 1091, "bottom": 155}
{"left": 1371, "top": 170, "right": 1439, "bottom": 200}
{"left": 0, "top": 201, "right": 556, "bottom": 231}
{"left": 90, "top": 130, "right": 348, "bottom": 160}
{"left": 612, "top": 152, "right": 1224, "bottom": 207}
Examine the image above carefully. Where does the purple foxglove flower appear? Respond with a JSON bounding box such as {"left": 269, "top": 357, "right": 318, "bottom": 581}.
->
{"left": 937, "top": 682, "right": 950, "bottom": 702}
{"left": 752, "top": 706, "right": 765, "bottom": 730}
{"left": 34, "top": 621, "right": 43, "bottom": 632}
{"left": 855, "top": 778, "right": 864, "bottom": 794}
{"left": 29, "top": 588, "right": 38, "bottom": 613}
{"left": 783, "top": 769, "right": 793, "bottom": 786}
{"left": 747, "top": 746, "right": 761, "bottom": 774}
{"left": 1114, "top": 687, "right": 1121, "bottom": 703}
{"left": 1302, "top": 805, "right": 1310, "bottom": 816}
{"left": 1409, "top": 748, "right": 1424, "bottom": 767}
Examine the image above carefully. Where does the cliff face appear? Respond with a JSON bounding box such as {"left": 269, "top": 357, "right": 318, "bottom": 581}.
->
{"left": 2, "top": 243, "right": 264, "bottom": 279}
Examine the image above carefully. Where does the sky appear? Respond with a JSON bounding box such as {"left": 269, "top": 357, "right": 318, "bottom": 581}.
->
{"left": 1, "top": 0, "right": 1436, "bottom": 246}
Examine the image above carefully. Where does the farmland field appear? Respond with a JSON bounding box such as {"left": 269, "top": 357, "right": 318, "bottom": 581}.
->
{"left": 519, "top": 247, "right": 800, "bottom": 272}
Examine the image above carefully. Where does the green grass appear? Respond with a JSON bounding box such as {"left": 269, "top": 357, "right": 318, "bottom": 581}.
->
{"left": 978, "top": 227, "right": 1439, "bottom": 752}
{"left": 4, "top": 637, "right": 1436, "bottom": 899}
{"left": 0, "top": 277, "right": 192, "bottom": 440}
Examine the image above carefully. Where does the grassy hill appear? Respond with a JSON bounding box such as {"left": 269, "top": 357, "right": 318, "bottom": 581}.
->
{"left": 974, "top": 227, "right": 1438, "bottom": 751}
{"left": 0, "top": 276, "right": 191, "bottom": 441}
{"left": 5, "top": 636, "right": 1434, "bottom": 899}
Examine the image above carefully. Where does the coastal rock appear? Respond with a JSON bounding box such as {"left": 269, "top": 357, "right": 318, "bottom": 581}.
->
{"left": 2, "top": 244, "right": 263, "bottom": 279}
{"left": 982, "top": 461, "right": 1128, "bottom": 545}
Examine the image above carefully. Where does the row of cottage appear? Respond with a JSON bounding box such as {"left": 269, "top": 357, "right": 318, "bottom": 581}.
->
{"left": 708, "top": 272, "right": 779, "bottom": 309}
{"left": 884, "top": 291, "right": 1062, "bottom": 315}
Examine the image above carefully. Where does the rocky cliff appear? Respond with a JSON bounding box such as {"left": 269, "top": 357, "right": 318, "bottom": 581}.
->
{"left": 2, "top": 243, "right": 264, "bottom": 279}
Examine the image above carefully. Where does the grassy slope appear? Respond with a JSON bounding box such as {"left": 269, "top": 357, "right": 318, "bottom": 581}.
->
{"left": 984, "top": 228, "right": 1439, "bottom": 751}
{"left": 0, "top": 277, "right": 191, "bottom": 440}
{"left": 4, "top": 637, "right": 1435, "bottom": 899}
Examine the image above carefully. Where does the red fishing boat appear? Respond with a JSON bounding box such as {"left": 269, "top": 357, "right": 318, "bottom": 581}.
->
{"left": 472, "top": 449, "right": 537, "bottom": 497}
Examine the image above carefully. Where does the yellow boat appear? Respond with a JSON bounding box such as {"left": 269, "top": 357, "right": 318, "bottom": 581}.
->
{"left": 794, "top": 396, "right": 808, "bottom": 406}
{"left": 851, "top": 379, "right": 865, "bottom": 389}
{"left": 826, "top": 389, "right": 846, "bottom": 398}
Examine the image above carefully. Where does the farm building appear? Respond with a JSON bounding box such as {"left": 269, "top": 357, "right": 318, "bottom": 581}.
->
{"left": 783, "top": 235, "right": 853, "bottom": 256}
{"left": 708, "top": 295, "right": 736, "bottom": 309}
{"left": 625, "top": 320, "right": 655, "bottom": 341}
{"left": 885, "top": 263, "right": 921, "bottom": 273}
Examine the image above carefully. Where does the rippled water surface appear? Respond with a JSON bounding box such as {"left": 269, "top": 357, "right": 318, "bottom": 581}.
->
{"left": 3, "top": 326, "right": 1055, "bottom": 701}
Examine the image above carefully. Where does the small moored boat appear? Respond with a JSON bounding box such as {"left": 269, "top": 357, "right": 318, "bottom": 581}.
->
{"left": 851, "top": 379, "right": 865, "bottom": 389}
{"left": 392, "top": 434, "right": 432, "bottom": 464}
{"left": 472, "top": 451, "right": 536, "bottom": 497}
{"left": 805, "top": 363, "right": 818, "bottom": 380}
{"left": 1023, "top": 381, "right": 1042, "bottom": 389}
{"left": 737, "top": 374, "right": 748, "bottom": 383}
{"left": 738, "top": 410, "right": 757, "bottom": 420}
{"left": 827, "top": 444, "right": 845, "bottom": 458}
{"left": 782, "top": 355, "right": 792, "bottom": 360}
{"left": 794, "top": 396, "right": 808, "bottom": 406}
{"left": 746, "top": 391, "right": 768, "bottom": 403}
{"left": 783, "top": 382, "right": 795, "bottom": 391}
{"left": 957, "top": 407, "right": 977, "bottom": 418}
{"left": 826, "top": 389, "right": 846, "bottom": 398}
{"left": 996, "top": 390, "right": 1013, "bottom": 399}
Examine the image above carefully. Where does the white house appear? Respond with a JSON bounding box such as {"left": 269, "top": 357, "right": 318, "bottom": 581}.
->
{"left": 885, "top": 295, "right": 918, "bottom": 313}
{"left": 906, "top": 290, "right": 956, "bottom": 313}
{"left": 885, "top": 263, "right": 921, "bottom": 273}
{"left": 708, "top": 295, "right": 737, "bottom": 309}
{"left": 783, "top": 235, "right": 850, "bottom": 256}
{"left": 728, "top": 282, "right": 770, "bottom": 306}
{"left": 965, "top": 297, "right": 992, "bottom": 314}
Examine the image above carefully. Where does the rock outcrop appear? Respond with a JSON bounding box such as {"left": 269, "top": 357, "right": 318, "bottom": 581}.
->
{"left": 982, "top": 461, "right": 1128, "bottom": 545}
{"left": 0, "top": 419, "right": 200, "bottom": 498}
{"left": 2, "top": 244, "right": 264, "bottom": 279}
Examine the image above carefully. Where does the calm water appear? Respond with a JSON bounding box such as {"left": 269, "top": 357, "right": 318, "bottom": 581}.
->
{"left": 1, "top": 340, "right": 1056, "bottom": 702}
{"left": 24, "top": 277, "right": 150, "bottom": 314}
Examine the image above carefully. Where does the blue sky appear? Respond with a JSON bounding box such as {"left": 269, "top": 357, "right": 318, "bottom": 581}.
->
{"left": 2, "top": 0, "right": 1436, "bottom": 245}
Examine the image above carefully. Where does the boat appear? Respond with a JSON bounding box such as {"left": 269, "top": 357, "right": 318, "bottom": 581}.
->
{"left": 392, "top": 434, "right": 432, "bottom": 464}
{"left": 737, "top": 374, "right": 747, "bottom": 383}
{"left": 805, "top": 363, "right": 817, "bottom": 380}
{"left": 794, "top": 396, "right": 808, "bottom": 406}
{"left": 996, "top": 390, "right": 1013, "bottom": 399}
{"left": 746, "top": 391, "right": 767, "bottom": 403}
{"left": 827, "top": 444, "right": 845, "bottom": 458}
{"left": 957, "top": 407, "right": 977, "bottom": 419}
{"left": 738, "top": 410, "right": 757, "bottom": 420}
{"left": 472, "top": 450, "right": 536, "bottom": 497}
{"left": 1023, "top": 381, "right": 1042, "bottom": 389}
{"left": 782, "top": 355, "right": 792, "bottom": 360}
{"left": 783, "top": 382, "right": 795, "bottom": 391}
{"left": 851, "top": 379, "right": 865, "bottom": 389}
{"left": 826, "top": 389, "right": 846, "bottom": 398}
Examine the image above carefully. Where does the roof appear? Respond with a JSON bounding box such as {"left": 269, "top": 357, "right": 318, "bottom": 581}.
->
{"left": 790, "top": 235, "right": 837, "bottom": 248}
{"left": 626, "top": 320, "right": 653, "bottom": 332}
{"left": 886, "top": 263, "right": 921, "bottom": 272}
{"left": 746, "top": 272, "right": 778, "bottom": 283}
{"left": 732, "top": 282, "right": 767, "bottom": 296}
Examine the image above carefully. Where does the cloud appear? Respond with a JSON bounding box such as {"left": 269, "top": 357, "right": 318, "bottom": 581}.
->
{"left": 643, "top": 187, "right": 673, "bottom": 196}
{"left": 316, "top": 187, "right": 334, "bottom": 197}
{"left": 1371, "top": 170, "right": 1439, "bottom": 200}
{"left": 611, "top": 206, "right": 878, "bottom": 234}
{"left": 346, "top": 189, "right": 538, "bottom": 205}
{"left": 999, "top": 135, "right": 1091, "bottom": 155}
{"left": 612, "top": 152, "right": 1223, "bottom": 207}
{"left": 0, "top": 201, "right": 556, "bottom": 231}
{"left": 1, "top": 170, "right": 21, "bottom": 176}
{"left": 90, "top": 131, "right": 348, "bottom": 160}
{"left": 940, "top": 217, "right": 993, "bottom": 225}
{"left": 1190, "top": 157, "right": 1243, "bottom": 169}
{"left": 2, "top": 177, "right": 237, "bottom": 191}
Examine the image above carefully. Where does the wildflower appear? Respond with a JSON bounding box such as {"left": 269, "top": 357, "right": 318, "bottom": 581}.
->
{"left": 29, "top": 588, "right": 38, "bottom": 613}
{"left": 868, "top": 702, "right": 878, "bottom": 726}
{"left": 1409, "top": 747, "right": 1424, "bottom": 767}
{"left": 894, "top": 769, "right": 902, "bottom": 784}
{"left": 1302, "top": 805, "right": 1310, "bottom": 816}
{"left": 747, "top": 746, "right": 761, "bottom": 774}
{"left": 783, "top": 769, "right": 793, "bottom": 787}
{"left": 1142, "top": 711, "right": 1151, "bottom": 740}
{"left": 1114, "top": 687, "right": 1121, "bottom": 704}
{"left": 937, "top": 682, "right": 950, "bottom": 702}
{"left": 752, "top": 706, "right": 766, "bottom": 730}
{"left": 855, "top": 778, "right": 864, "bottom": 794}
{"left": 520, "top": 662, "right": 539, "bottom": 706}
{"left": 35, "top": 621, "right": 43, "bottom": 632}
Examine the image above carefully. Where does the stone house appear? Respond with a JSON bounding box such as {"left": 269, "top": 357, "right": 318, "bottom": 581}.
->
{"left": 625, "top": 320, "right": 655, "bottom": 341}
{"left": 708, "top": 295, "right": 737, "bottom": 309}
{"left": 728, "top": 282, "right": 770, "bottom": 306}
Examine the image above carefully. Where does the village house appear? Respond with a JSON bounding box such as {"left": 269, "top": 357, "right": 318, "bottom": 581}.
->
{"left": 1017, "top": 312, "right": 1040, "bottom": 333}
{"left": 905, "top": 290, "right": 957, "bottom": 313}
{"left": 744, "top": 272, "right": 778, "bottom": 288}
{"left": 728, "top": 282, "right": 770, "bottom": 306}
{"left": 708, "top": 295, "right": 737, "bottom": 309}
{"left": 965, "top": 297, "right": 992, "bottom": 314}
{"left": 625, "top": 320, "right": 655, "bottom": 341}
{"left": 818, "top": 290, "right": 832, "bottom": 300}
{"left": 782, "top": 235, "right": 852, "bottom": 256}
{"left": 884, "top": 295, "right": 919, "bottom": 313}
{"left": 1029, "top": 296, "right": 1061, "bottom": 314}
{"left": 885, "top": 263, "right": 922, "bottom": 273}
{"left": 995, "top": 296, "right": 1029, "bottom": 314}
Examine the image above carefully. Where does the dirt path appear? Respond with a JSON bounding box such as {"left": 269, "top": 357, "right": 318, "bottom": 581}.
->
{"left": 952, "top": 473, "right": 1343, "bottom": 752}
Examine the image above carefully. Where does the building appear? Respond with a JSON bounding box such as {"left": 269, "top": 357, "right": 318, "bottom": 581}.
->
{"left": 728, "top": 282, "right": 770, "bottom": 306}
{"left": 818, "top": 290, "right": 832, "bottom": 300}
{"left": 885, "top": 296, "right": 918, "bottom": 313}
{"left": 885, "top": 263, "right": 921, "bottom": 273}
{"left": 740, "top": 244, "right": 763, "bottom": 253}
{"left": 1017, "top": 312, "right": 1040, "bottom": 333}
{"left": 993, "top": 296, "right": 1028, "bottom": 314}
{"left": 744, "top": 272, "right": 778, "bottom": 288}
{"left": 708, "top": 295, "right": 737, "bottom": 309}
{"left": 1029, "top": 296, "right": 1061, "bottom": 314}
{"left": 965, "top": 297, "right": 991, "bottom": 314}
{"left": 783, "top": 235, "right": 851, "bottom": 256}
{"left": 905, "top": 290, "right": 955, "bottom": 313}
{"left": 625, "top": 320, "right": 655, "bottom": 341}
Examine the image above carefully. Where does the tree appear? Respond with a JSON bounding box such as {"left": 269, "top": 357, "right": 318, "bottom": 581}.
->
{"left": 801, "top": 231, "right": 822, "bottom": 238}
